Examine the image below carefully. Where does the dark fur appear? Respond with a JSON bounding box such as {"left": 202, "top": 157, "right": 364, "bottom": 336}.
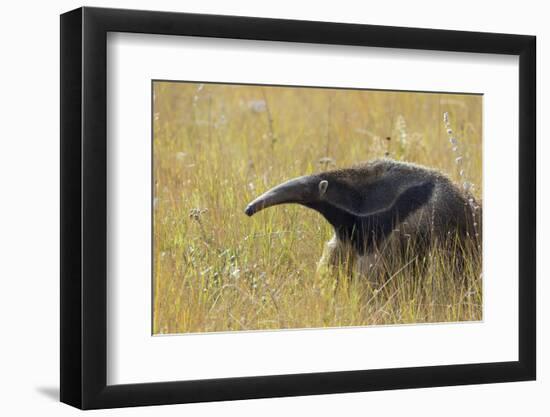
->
{"left": 310, "top": 159, "right": 481, "bottom": 254}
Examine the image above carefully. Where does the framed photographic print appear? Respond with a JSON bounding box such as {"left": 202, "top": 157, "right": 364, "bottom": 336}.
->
{"left": 60, "top": 6, "right": 536, "bottom": 409}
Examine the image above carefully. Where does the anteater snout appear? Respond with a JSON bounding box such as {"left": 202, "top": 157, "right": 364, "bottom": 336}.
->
{"left": 244, "top": 204, "right": 256, "bottom": 216}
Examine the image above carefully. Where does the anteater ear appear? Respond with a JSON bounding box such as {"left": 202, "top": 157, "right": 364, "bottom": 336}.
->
{"left": 318, "top": 180, "right": 329, "bottom": 196}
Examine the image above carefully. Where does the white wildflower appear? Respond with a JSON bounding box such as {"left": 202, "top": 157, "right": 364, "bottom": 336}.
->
{"left": 396, "top": 115, "right": 408, "bottom": 145}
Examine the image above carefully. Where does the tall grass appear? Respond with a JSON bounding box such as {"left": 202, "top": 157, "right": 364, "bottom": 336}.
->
{"left": 152, "top": 82, "right": 482, "bottom": 334}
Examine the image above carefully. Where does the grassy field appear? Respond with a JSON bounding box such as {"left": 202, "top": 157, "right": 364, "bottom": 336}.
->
{"left": 152, "top": 82, "right": 482, "bottom": 335}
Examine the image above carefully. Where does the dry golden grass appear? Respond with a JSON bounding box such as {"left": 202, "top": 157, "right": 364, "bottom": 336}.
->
{"left": 152, "top": 82, "right": 482, "bottom": 334}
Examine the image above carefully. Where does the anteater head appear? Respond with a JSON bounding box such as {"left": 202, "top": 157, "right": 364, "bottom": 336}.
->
{"left": 244, "top": 175, "right": 330, "bottom": 217}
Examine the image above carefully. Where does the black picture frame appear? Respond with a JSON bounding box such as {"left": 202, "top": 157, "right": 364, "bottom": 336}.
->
{"left": 60, "top": 6, "right": 536, "bottom": 410}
